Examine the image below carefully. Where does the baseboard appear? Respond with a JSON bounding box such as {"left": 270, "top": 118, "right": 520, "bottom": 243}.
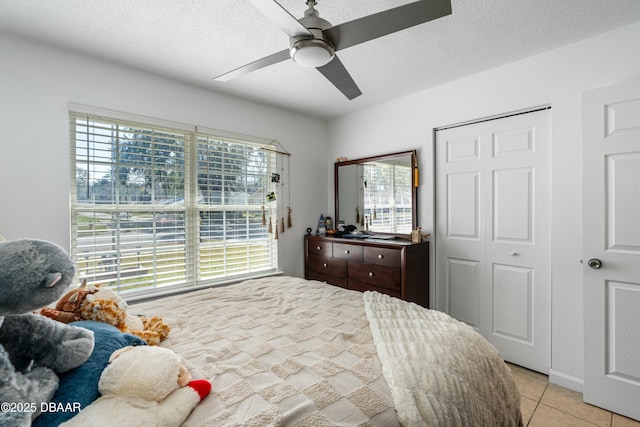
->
{"left": 549, "top": 369, "right": 583, "bottom": 393}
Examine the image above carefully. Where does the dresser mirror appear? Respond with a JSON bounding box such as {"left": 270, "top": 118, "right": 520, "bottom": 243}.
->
{"left": 334, "top": 150, "right": 417, "bottom": 236}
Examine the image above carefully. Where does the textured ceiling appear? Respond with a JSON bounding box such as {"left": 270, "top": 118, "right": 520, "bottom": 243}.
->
{"left": 1, "top": 0, "right": 639, "bottom": 120}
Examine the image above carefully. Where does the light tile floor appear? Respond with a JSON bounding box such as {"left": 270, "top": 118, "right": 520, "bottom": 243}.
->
{"left": 508, "top": 363, "right": 640, "bottom": 427}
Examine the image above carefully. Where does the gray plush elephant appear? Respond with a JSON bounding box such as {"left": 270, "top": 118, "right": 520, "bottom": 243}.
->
{"left": 0, "top": 239, "right": 95, "bottom": 427}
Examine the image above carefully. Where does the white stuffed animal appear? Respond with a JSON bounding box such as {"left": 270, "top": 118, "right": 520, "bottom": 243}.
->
{"left": 61, "top": 346, "right": 211, "bottom": 427}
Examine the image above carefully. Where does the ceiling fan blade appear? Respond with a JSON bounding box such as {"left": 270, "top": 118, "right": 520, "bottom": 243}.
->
{"left": 323, "top": 0, "right": 452, "bottom": 51}
{"left": 316, "top": 55, "right": 362, "bottom": 100}
{"left": 214, "top": 49, "right": 291, "bottom": 81}
{"left": 247, "top": 0, "right": 313, "bottom": 38}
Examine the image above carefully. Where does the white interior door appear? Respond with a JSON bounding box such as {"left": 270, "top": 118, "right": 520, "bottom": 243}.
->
{"left": 435, "top": 108, "right": 551, "bottom": 373}
{"left": 583, "top": 81, "right": 640, "bottom": 421}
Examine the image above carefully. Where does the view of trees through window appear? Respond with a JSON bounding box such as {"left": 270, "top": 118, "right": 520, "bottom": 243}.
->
{"left": 70, "top": 112, "right": 277, "bottom": 295}
{"left": 362, "top": 162, "right": 413, "bottom": 233}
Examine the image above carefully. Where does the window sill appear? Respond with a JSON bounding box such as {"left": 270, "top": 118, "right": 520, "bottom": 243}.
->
{"left": 127, "top": 270, "right": 284, "bottom": 304}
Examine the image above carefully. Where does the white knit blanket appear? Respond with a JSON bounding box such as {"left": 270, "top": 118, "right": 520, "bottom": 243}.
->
{"left": 363, "top": 291, "right": 523, "bottom": 427}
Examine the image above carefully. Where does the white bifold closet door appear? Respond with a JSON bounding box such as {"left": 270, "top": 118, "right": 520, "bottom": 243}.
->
{"left": 435, "top": 108, "right": 551, "bottom": 373}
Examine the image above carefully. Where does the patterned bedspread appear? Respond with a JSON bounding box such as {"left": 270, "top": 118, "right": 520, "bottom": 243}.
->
{"left": 133, "top": 276, "right": 522, "bottom": 426}
{"left": 134, "top": 276, "right": 400, "bottom": 426}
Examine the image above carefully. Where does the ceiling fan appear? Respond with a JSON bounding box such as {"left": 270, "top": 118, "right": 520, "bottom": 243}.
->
{"left": 214, "top": 0, "right": 452, "bottom": 100}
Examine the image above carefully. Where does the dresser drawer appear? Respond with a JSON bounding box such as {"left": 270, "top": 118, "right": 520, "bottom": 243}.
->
{"left": 363, "top": 246, "right": 401, "bottom": 267}
{"left": 349, "top": 280, "right": 401, "bottom": 299}
{"left": 305, "top": 235, "right": 430, "bottom": 308}
{"left": 306, "top": 270, "right": 349, "bottom": 289}
{"left": 307, "top": 239, "right": 332, "bottom": 257}
{"left": 307, "top": 254, "right": 347, "bottom": 277}
{"left": 333, "top": 243, "right": 363, "bottom": 261}
{"left": 348, "top": 262, "right": 401, "bottom": 290}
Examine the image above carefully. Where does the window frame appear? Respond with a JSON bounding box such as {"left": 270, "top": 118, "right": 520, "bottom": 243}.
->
{"left": 69, "top": 106, "right": 280, "bottom": 299}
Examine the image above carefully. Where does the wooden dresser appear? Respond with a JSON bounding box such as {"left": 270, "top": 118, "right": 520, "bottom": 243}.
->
{"left": 304, "top": 234, "right": 430, "bottom": 308}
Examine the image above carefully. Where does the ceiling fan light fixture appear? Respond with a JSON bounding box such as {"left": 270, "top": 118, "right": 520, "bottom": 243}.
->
{"left": 290, "top": 38, "right": 335, "bottom": 68}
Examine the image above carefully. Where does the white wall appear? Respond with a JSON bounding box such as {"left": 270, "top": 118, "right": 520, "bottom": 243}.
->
{"left": 0, "top": 33, "right": 327, "bottom": 278}
{"left": 327, "top": 22, "right": 640, "bottom": 391}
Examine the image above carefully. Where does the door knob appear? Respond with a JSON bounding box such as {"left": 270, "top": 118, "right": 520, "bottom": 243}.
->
{"left": 587, "top": 258, "right": 603, "bottom": 269}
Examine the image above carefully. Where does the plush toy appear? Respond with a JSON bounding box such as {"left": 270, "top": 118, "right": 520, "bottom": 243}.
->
{"left": 0, "top": 239, "right": 95, "bottom": 427}
{"left": 39, "top": 280, "right": 93, "bottom": 324}
{"left": 61, "top": 345, "right": 211, "bottom": 427}
{"left": 41, "top": 280, "right": 170, "bottom": 345}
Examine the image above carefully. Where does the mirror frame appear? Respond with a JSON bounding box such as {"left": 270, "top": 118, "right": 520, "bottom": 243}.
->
{"left": 334, "top": 150, "right": 417, "bottom": 237}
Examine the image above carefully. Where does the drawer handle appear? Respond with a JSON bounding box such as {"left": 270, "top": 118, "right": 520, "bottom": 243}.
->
{"left": 369, "top": 272, "right": 374, "bottom": 278}
{"left": 316, "top": 246, "right": 321, "bottom": 251}
{"left": 323, "top": 263, "right": 328, "bottom": 268}
{"left": 378, "top": 254, "right": 384, "bottom": 259}
{"left": 345, "top": 250, "right": 350, "bottom": 254}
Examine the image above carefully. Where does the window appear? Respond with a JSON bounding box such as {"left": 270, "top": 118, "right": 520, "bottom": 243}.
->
{"left": 70, "top": 110, "right": 278, "bottom": 297}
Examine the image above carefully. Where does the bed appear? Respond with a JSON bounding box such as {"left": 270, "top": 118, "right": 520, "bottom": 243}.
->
{"left": 129, "top": 275, "right": 522, "bottom": 427}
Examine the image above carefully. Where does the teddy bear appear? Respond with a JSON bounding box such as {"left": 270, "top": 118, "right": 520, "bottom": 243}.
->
{"left": 41, "top": 280, "right": 170, "bottom": 345}
{"left": 60, "top": 345, "right": 211, "bottom": 427}
{"left": 0, "top": 239, "right": 95, "bottom": 427}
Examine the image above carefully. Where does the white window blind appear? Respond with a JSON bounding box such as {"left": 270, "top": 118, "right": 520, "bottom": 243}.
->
{"left": 70, "top": 111, "right": 277, "bottom": 297}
